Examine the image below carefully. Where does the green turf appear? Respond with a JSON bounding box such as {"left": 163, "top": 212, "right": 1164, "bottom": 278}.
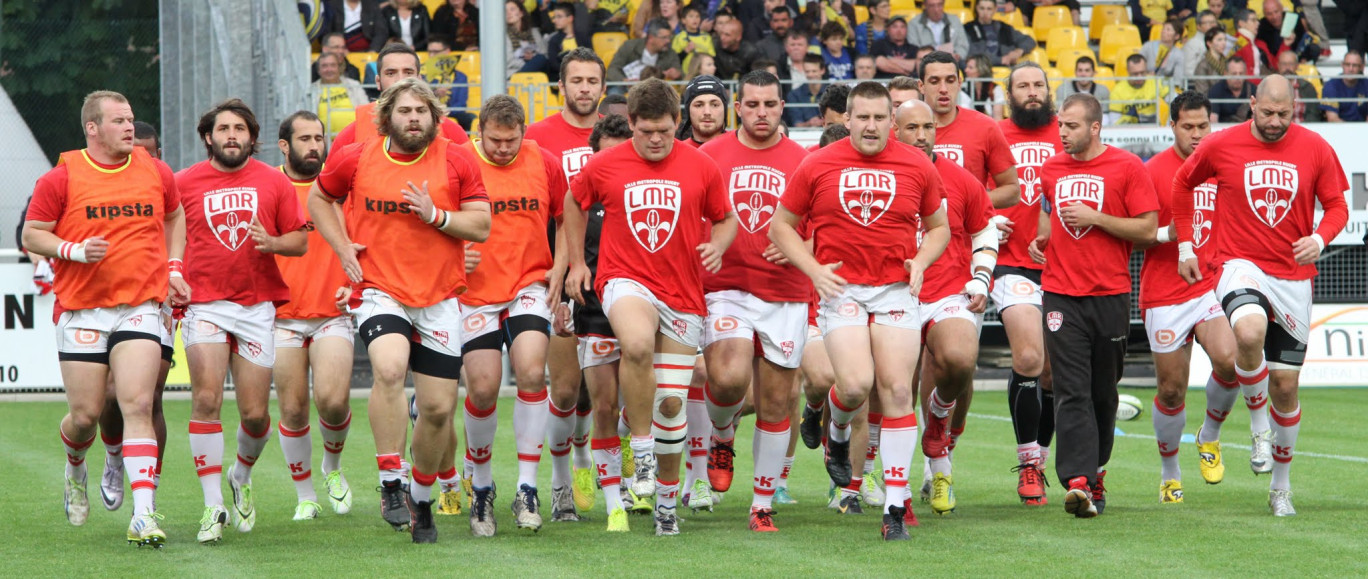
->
{"left": 2, "top": 388, "right": 1366, "bottom": 576}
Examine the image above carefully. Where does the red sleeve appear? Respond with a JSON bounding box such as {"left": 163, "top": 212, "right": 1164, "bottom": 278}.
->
{"left": 153, "top": 160, "right": 181, "bottom": 212}
{"left": 1124, "top": 160, "right": 1160, "bottom": 217}
{"left": 1171, "top": 142, "right": 1214, "bottom": 244}
{"left": 26, "top": 165, "right": 69, "bottom": 223}
{"left": 779, "top": 159, "right": 815, "bottom": 216}
{"left": 1313, "top": 143, "right": 1351, "bottom": 242}
{"left": 274, "top": 176, "right": 309, "bottom": 233}
{"left": 920, "top": 167, "right": 947, "bottom": 218}
{"left": 702, "top": 163, "right": 729, "bottom": 222}
{"left": 440, "top": 119, "right": 470, "bottom": 144}
{"left": 328, "top": 124, "right": 357, "bottom": 160}
{"left": 543, "top": 147, "right": 567, "bottom": 218}
{"left": 985, "top": 122, "right": 1015, "bottom": 178}
{"left": 447, "top": 148, "right": 488, "bottom": 205}
{"left": 317, "top": 144, "right": 363, "bottom": 200}
{"left": 570, "top": 155, "right": 601, "bottom": 211}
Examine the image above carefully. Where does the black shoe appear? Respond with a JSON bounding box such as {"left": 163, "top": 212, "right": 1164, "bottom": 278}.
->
{"left": 824, "top": 438, "right": 853, "bottom": 487}
{"left": 882, "top": 506, "right": 910, "bottom": 541}
{"left": 1092, "top": 470, "right": 1107, "bottom": 515}
{"left": 407, "top": 494, "right": 437, "bottom": 544}
{"left": 379, "top": 480, "right": 411, "bottom": 531}
{"left": 837, "top": 493, "right": 864, "bottom": 515}
{"left": 800, "top": 405, "right": 823, "bottom": 450}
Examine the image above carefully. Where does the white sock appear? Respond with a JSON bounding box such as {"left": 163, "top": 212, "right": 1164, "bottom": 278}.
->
{"left": 410, "top": 468, "right": 435, "bottom": 503}
{"left": 704, "top": 383, "right": 743, "bottom": 441}
{"left": 61, "top": 428, "right": 94, "bottom": 482}
{"left": 572, "top": 409, "right": 593, "bottom": 470}
{"left": 863, "top": 413, "right": 882, "bottom": 476}
{"left": 233, "top": 421, "right": 272, "bottom": 483}
{"left": 1237, "top": 361, "right": 1271, "bottom": 434}
{"left": 779, "top": 455, "right": 795, "bottom": 489}
{"left": 1270, "top": 404, "right": 1301, "bottom": 491}
{"left": 751, "top": 418, "right": 789, "bottom": 510}
{"left": 1200, "top": 373, "right": 1240, "bottom": 443}
{"left": 657, "top": 479, "right": 680, "bottom": 510}
{"left": 1016, "top": 441, "right": 1042, "bottom": 466}
{"left": 189, "top": 420, "right": 225, "bottom": 507}
{"left": 879, "top": 413, "right": 918, "bottom": 514}
{"left": 464, "top": 398, "right": 498, "bottom": 488}
{"left": 123, "top": 438, "right": 158, "bottom": 516}
{"left": 548, "top": 398, "right": 577, "bottom": 489}
{"left": 685, "top": 387, "right": 710, "bottom": 490}
{"left": 319, "top": 411, "right": 351, "bottom": 474}
{"left": 515, "top": 389, "right": 550, "bottom": 490}
{"left": 1152, "top": 397, "right": 1185, "bottom": 482}
{"left": 827, "top": 387, "right": 860, "bottom": 444}
{"left": 593, "top": 438, "right": 624, "bottom": 513}
{"left": 278, "top": 423, "right": 316, "bottom": 502}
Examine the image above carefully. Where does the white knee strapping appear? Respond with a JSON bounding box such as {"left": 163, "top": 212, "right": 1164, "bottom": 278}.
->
{"left": 1228, "top": 303, "right": 1266, "bottom": 326}
{"left": 652, "top": 353, "right": 694, "bottom": 454}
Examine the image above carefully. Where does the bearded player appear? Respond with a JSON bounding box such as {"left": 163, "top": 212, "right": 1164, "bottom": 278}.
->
{"left": 327, "top": 42, "right": 468, "bottom": 157}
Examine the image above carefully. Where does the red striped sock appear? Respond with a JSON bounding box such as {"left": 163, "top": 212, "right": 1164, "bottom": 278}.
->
{"left": 515, "top": 388, "right": 549, "bottom": 489}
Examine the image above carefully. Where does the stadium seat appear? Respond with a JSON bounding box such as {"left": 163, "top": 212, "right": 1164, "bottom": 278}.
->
{"left": 594, "top": 32, "right": 629, "bottom": 67}
{"left": 893, "top": 8, "right": 922, "bottom": 21}
{"left": 1087, "top": 5, "right": 1128, "bottom": 42}
{"left": 1044, "top": 26, "right": 1087, "bottom": 63}
{"left": 953, "top": 9, "right": 973, "bottom": 24}
{"left": 1032, "top": 6, "right": 1071, "bottom": 42}
{"left": 943, "top": 0, "right": 965, "bottom": 10}
{"left": 1297, "top": 62, "right": 1323, "bottom": 95}
{"left": 1055, "top": 47, "right": 1096, "bottom": 77}
{"left": 992, "top": 65, "right": 1010, "bottom": 92}
{"left": 1021, "top": 47, "right": 1048, "bottom": 65}
{"left": 1094, "top": 65, "right": 1116, "bottom": 90}
{"left": 1247, "top": 0, "right": 1294, "bottom": 19}
{"left": 1113, "top": 45, "right": 1143, "bottom": 68}
{"left": 346, "top": 51, "right": 377, "bottom": 72}
{"left": 454, "top": 51, "right": 481, "bottom": 83}
{"left": 1044, "top": 66, "right": 1062, "bottom": 94}
{"left": 891, "top": 0, "right": 917, "bottom": 12}
{"left": 422, "top": 0, "right": 444, "bottom": 15}
{"left": 1098, "top": 24, "right": 1142, "bottom": 66}
{"left": 994, "top": 9, "right": 1025, "bottom": 28}
{"left": 855, "top": 5, "right": 869, "bottom": 25}
{"left": 509, "top": 72, "right": 552, "bottom": 122}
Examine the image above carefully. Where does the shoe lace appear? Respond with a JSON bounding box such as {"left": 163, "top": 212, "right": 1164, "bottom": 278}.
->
{"left": 751, "top": 509, "right": 775, "bottom": 528}
{"left": 523, "top": 488, "right": 540, "bottom": 513}
{"left": 1093, "top": 472, "right": 1107, "bottom": 497}
{"left": 1012, "top": 463, "right": 1046, "bottom": 488}
{"left": 382, "top": 484, "right": 405, "bottom": 513}
{"left": 711, "top": 441, "right": 735, "bottom": 471}
{"left": 199, "top": 507, "right": 221, "bottom": 526}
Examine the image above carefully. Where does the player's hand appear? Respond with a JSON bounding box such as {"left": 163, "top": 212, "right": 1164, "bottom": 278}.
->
{"left": 334, "top": 286, "right": 353, "bottom": 313}
{"left": 697, "top": 242, "right": 723, "bottom": 273}
{"left": 992, "top": 215, "right": 1014, "bottom": 241}
{"left": 1178, "top": 257, "right": 1202, "bottom": 284}
{"left": 249, "top": 219, "right": 279, "bottom": 254}
{"left": 82, "top": 236, "right": 110, "bottom": 262}
{"left": 1292, "top": 236, "right": 1322, "bottom": 265}
{"left": 762, "top": 242, "right": 790, "bottom": 265}
{"left": 566, "top": 262, "right": 592, "bottom": 305}
{"left": 1058, "top": 201, "right": 1100, "bottom": 229}
{"left": 809, "top": 262, "right": 847, "bottom": 301}
{"left": 545, "top": 265, "right": 567, "bottom": 306}
{"left": 905, "top": 259, "right": 926, "bottom": 297}
{"left": 552, "top": 303, "right": 574, "bottom": 337}
{"left": 465, "top": 248, "right": 482, "bottom": 273}
{"left": 168, "top": 277, "right": 192, "bottom": 307}
{"left": 401, "top": 180, "right": 437, "bottom": 224}
{"left": 966, "top": 293, "right": 988, "bottom": 313}
{"left": 1028, "top": 235, "right": 1048, "bottom": 264}
{"left": 339, "top": 243, "right": 366, "bottom": 283}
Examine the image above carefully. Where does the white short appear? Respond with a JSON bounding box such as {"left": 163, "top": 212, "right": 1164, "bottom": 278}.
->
{"left": 275, "top": 316, "right": 355, "bottom": 349}
{"left": 56, "top": 300, "right": 165, "bottom": 361}
{"left": 351, "top": 288, "right": 463, "bottom": 358}
{"left": 920, "top": 293, "right": 984, "bottom": 331}
{"left": 991, "top": 273, "right": 1043, "bottom": 311}
{"left": 1143, "top": 291, "right": 1224, "bottom": 354}
{"left": 1216, "top": 259, "right": 1312, "bottom": 345}
{"left": 183, "top": 301, "right": 277, "bottom": 367}
{"left": 819, "top": 283, "right": 920, "bottom": 336}
{"left": 459, "top": 282, "right": 552, "bottom": 342}
{"left": 159, "top": 303, "right": 175, "bottom": 349}
{"left": 807, "top": 324, "right": 823, "bottom": 343}
{"left": 601, "top": 278, "right": 703, "bottom": 349}
{"left": 577, "top": 335, "right": 621, "bottom": 369}
{"left": 702, "top": 290, "right": 807, "bottom": 369}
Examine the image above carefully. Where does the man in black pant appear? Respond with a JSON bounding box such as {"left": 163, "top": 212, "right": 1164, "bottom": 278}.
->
{"left": 1028, "top": 93, "right": 1157, "bottom": 518}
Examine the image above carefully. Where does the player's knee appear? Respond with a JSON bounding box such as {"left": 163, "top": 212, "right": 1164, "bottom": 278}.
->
{"left": 416, "top": 398, "right": 454, "bottom": 426}
{"left": 240, "top": 414, "right": 270, "bottom": 435}
{"left": 877, "top": 387, "right": 912, "bottom": 412}
{"left": 652, "top": 388, "right": 687, "bottom": 453}
{"left": 549, "top": 387, "right": 578, "bottom": 411}
{"left": 708, "top": 360, "right": 749, "bottom": 391}
{"left": 939, "top": 347, "right": 978, "bottom": 381}
{"left": 69, "top": 407, "right": 102, "bottom": 433}
{"left": 279, "top": 406, "right": 310, "bottom": 430}
{"left": 1013, "top": 346, "right": 1044, "bottom": 375}
{"left": 657, "top": 395, "right": 683, "bottom": 418}
{"left": 190, "top": 389, "right": 223, "bottom": 417}
{"left": 1155, "top": 381, "right": 1186, "bottom": 408}
{"left": 371, "top": 360, "right": 408, "bottom": 389}
{"left": 616, "top": 338, "right": 654, "bottom": 368}
{"left": 513, "top": 365, "right": 546, "bottom": 392}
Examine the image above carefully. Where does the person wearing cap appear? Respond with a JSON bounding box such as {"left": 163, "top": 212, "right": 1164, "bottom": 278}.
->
{"left": 964, "top": 0, "right": 1035, "bottom": 67}
{"left": 677, "top": 75, "right": 731, "bottom": 147}
{"left": 872, "top": 15, "right": 919, "bottom": 79}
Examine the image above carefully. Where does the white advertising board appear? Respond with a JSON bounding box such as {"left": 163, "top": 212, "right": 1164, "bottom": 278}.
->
{"left": 1189, "top": 304, "right": 1368, "bottom": 387}
{"left": 0, "top": 263, "right": 62, "bottom": 389}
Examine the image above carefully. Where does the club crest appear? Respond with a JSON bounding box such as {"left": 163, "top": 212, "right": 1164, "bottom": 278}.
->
{"left": 624, "top": 180, "right": 682, "bottom": 252}
{"left": 203, "top": 187, "right": 259, "bottom": 251}
{"left": 838, "top": 169, "right": 897, "bottom": 227}
{"left": 729, "top": 166, "right": 785, "bottom": 234}
{"left": 1244, "top": 161, "right": 1298, "bottom": 228}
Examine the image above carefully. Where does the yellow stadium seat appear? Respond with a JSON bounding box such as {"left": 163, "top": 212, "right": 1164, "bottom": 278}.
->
{"left": 1055, "top": 47, "right": 1096, "bottom": 77}
{"left": 1247, "top": 0, "right": 1294, "bottom": 19}
{"left": 422, "top": 0, "right": 444, "bottom": 15}
{"left": 943, "top": 0, "right": 966, "bottom": 10}
{"left": 1098, "top": 24, "right": 1142, "bottom": 66}
{"left": 346, "top": 51, "right": 377, "bottom": 72}
{"left": 1032, "top": 6, "right": 1071, "bottom": 42}
{"left": 509, "top": 72, "right": 553, "bottom": 122}
{"left": 855, "top": 5, "right": 869, "bottom": 25}
{"left": 994, "top": 9, "right": 1025, "bottom": 28}
{"left": 1297, "top": 62, "right": 1323, "bottom": 96}
{"left": 1021, "top": 47, "right": 1048, "bottom": 65}
{"left": 893, "top": 8, "right": 922, "bottom": 21}
{"left": 1088, "top": 5, "right": 1129, "bottom": 41}
{"left": 593, "top": 32, "right": 629, "bottom": 67}
{"left": 1044, "top": 66, "right": 1062, "bottom": 94}
{"left": 891, "top": 0, "right": 917, "bottom": 12}
{"left": 1044, "top": 26, "right": 1087, "bottom": 63}
{"left": 1113, "top": 45, "right": 1143, "bottom": 68}
{"left": 453, "top": 51, "right": 481, "bottom": 83}
{"left": 1094, "top": 65, "right": 1116, "bottom": 90}
{"left": 953, "top": 8, "right": 973, "bottom": 24}
{"left": 992, "top": 65, "right": 1010, "bottom": 92}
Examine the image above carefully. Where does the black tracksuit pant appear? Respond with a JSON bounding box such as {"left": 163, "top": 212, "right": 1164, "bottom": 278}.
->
{"left": 1042, "top": 291, "right": 1129, "bottom": 487}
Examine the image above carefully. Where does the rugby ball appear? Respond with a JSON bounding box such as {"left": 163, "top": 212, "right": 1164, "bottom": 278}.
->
{"left": 1117, "top": 394, "right": 1144, "bottom": 421}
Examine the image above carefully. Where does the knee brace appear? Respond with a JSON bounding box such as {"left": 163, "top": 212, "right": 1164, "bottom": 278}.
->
{"left": 651, "top": 353, "right": 694, "bottom": 454}
{"left": 1222, "top": 289, "right": 1271, "bottom": 326}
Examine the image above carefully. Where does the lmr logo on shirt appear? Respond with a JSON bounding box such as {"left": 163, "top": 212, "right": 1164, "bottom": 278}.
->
{"left": 562, "top": 147, "right": 593, "bottom": 180}
{"left": 624, "top": 180, "right": 681, "bottom": 252}
{"left": 839, "top": 168, "right": 896, "bottom": 227}
{"left": 204, "top": 187, "right": 259, "bottom": 251}
{"left": 933, "top": 144, "right": 964, "bottom": 167}
{"left": 1010, "top": 142, "right": 1053, "bottom": 206}
{"left": 729, "top": 165, "right": 785, "bottom": 234}
{"left": 1244, "top": 161, "right": 1299, "bottom": 228}
{"left": 1054, "top": 175, "right": 1104, "bottom": 239}
{"left": 1192, "top": 182, "right": 1217, "bottom": 248}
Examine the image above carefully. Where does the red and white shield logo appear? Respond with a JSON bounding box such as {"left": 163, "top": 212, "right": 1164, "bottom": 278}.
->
{"left": 1192, "top": 182, "right": 1217, "bottom": 248}
{"left": 839, "top": 169, "right": 897, "bottom": 227}
{"left": 729, "top": 166, "right": 785, "bottom": 234}
{"left": 671, "top": 319, "right": 689, "bottom": 337}
{"left": 624, "top": 180, "right": 682, "bottom": 253}
{"left": 1054, "top": 175, "right": 1105, "bottom": 239}
{"left": 933, "top": 144, "right": 964, "bottom": 167}
{"left": 433, "top": 330, "right": 449, "bottom": 345}
{"left": 1047, "top": 311, "right": 1063, "bottom": 332}
{"left": 519, "top": 295, "right": 536, "bottom": 310}
{"left": 561, "top": 146, "right": 593, "bottom": 181}
{"left": 203, "top": 187, "right": 259, "bottom": 251}
{"left": 780, "top": 340, "right": 794, "bottom": 358}
{"left": 1244, "top": 162, "right": 1299, "bottom": 228}
{"left": 1010, "top": 142, "right": 1055, "bottom": 206}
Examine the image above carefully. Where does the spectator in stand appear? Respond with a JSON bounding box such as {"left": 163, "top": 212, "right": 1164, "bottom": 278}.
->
{"left": 1233, "top": 8, "right": 1270, "bottom": 76}
{"left": 1131, "top": 0, "right": 1171, "bottom": 40}
{"left": 505, "top": 0, "right": 549, "bottom": 76}
{"left": 639, "top": 65, "right": 665, "bottom": 80}
{"left": 1344, "top": 0, "right": 1368, "bottom": 55}
{"left": 784, "top": 53, "right": 827, "bottom": 127}
{"left": 425, "top": 37, "right": 476, "bottom": 130}
{"left": 855, "top": 0, "right": 892, "bottom": 56}
{"left": 1206, "top": 0, "right": 1236, "bottom": 33}
{"left": 587, "top": 0, "right": 632, "bottom": 32}
{"left": 779, "top": 30, "right": 813, "bottom": 93}
{"left": 1295, "top": 0, "right": 1331, "bottom": 56}
{"left": 308, "top": 52, "right": 371, "bottom": 135}
{"left": 1257, "top": 0, "right": 1321, "bottom": 63}
{"left": 312, "top": 32, "right": 363, "bottom": 82}
{"left": 1322, "top": 50, "right": 1368, "bottom": 122}
{"left": 633, "top": 0, "right": 681, "bottom": 37}
{"left": 1169, "top": 0, "right": 1196, "bottom": 21}
{"left": 965, "top": 0, "right": 1035, "bottom": 66}
{"left": 674, "top": 3, "right": 716, "bottom": 73}
{"left": 1140, "top": 19, "right": 1186, "bottom": 79}
{"left": 1277, "top": 49, "right": 1323, "bottom": 122}
{"left": 685, "top": 53, "right": 718, "bottom": 80}
{"left": 962, "top": 53, "right": 1004, "bottom": 118}
{"left": 1016, "top": 0, "right": 1081, "bottom": 28}
{"left": 742, "top": 0, "right": 784, "bottom": 42}
{"left": 1109, "top": 52, "right": 1169, "bottom": 124}
{"left": 323, "top": 0, "right": 386, "bottom": 52}
{"left": 1189, "top": 26, "right": 1228, "bottom": 96}
{"left": 546, "top": 3, "right": 592, "bottom": 82}
{"left": 380, "top": 0, "right": 431, "bottom": 48}
{"left": 1206, "top": 56, "right": 1253, "bottom": 122}
{"left": 819, "top": 21, "right": 854, "bottom": 81}
{"left": 853, "top": 54, "right": 878, "bottom": 80}
{"left": 606, "top": 18, "right": 682, "bottom": 92}
{"left": 908, "top": 0, "right": 968, "bottom": 62}
{"left": 715, "top": 17, "right": 761, "bottom": 80}
{"left": 871, "top": 16, "right": 919, "bottom": 78}
{"left": 1182, "top": 11, "right": 1232, "bottom": 79}
{"left": 433, "top": 0, "right": 479, "bottom": 50}
{"left": 755, "top": 6, "right": 794, "bottom": 62}
{"left": 1056, "top": 55, "right": 1111, "bottom": 116}
{"left": 800, "top": 0, "right": 856, "bottom": 42}
{"left": 753, "top": 58, "right": 780, "bottom": 77}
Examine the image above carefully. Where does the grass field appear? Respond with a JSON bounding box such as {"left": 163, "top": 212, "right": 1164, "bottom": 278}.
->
{"left": 2, "top": 387, "right": 1366, "bottom": 577}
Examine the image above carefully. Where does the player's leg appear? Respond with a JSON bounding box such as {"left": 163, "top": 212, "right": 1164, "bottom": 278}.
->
{"left": 798, "top": 324, "right": 833, "bottom": 450}
{"left": 1192, "top": 304, "right": 1241, "bottom": 487}
{"left": 584, "top": 345, "right": 628, "bottom": 530}
{"left": 273, "top": 326, "right": 319, "bottom": 518}
{"left": 353, "top": 291, "right": 415, "bottom": 531}
{"left": 184, "top": 305, "right": 235, "bottom": 542}
{"left": 572, "top": 381, "right": 595, "bottom": 500}
{"left": 822, "top": 323, "right": 875, "bottom": 489}
{"left": 547, "top": 333, "right": 584, "bottom": 519}
{"left": 508, "top": 313, "right": 553, "bottom": 532}
{"left": 409, "top": 369, "right": 461, "bottom": 543}
{"left": 152, "top": 355, "right": 170, "bottom": 490}
{"left": 702, "top": 336, "right": 752, "bottom": 496}
{"left": 1262, "top": 277, "right": 1311, "bottom": 516}
{"left": 58, "top": 357, "right": 107, "bottom": 528}
{"left": 649, "top": 329, "right": 698, "bottom": 536}
{"left": 1150, "top": 333, "right": 1193, "bottom": 503}
{"left": 603, "top": 282, "right": 663, "bottom": 500}
{"left": 862, "top": 387, "right": 883, "bottom": 507}
{"left": 1087, "top": 295, "right": 1128, "bottom": 515}
{"left": 999, "top": 302, "right": 1049, "bottom": 502}
{"left": 309, "top": 329, "right": 355, "bottom": 515}
{"left": 108, "top": 333, "right": 165, "bottom": 545}
{"left": 869, "top": 321, "right": 922, "bottom": 540}
{"left": 460, "top": 310, "right": 506, "bottom": 536}
{"left": 774, "top": 382, "right": 801, "bottom": 506}
{"left": 683, "top": 357, "right": 713, "bottom": 512}
{"left": 226, "top": 330, "right": 277, "bottom": 534}
{"left": 923, "top": 316, "right": 979, "bottom": 515}
{"left": 745, "top": 300, "right": 805, "bottom": 530}
{"left": 1219, "top": 263, "right": 1275, "bottom": 474}
{"left": 97, "top": 381, "right": 125, "bottom": 512}
{"left": 1041, "top": 292, "right": 1098, "bottom": 518}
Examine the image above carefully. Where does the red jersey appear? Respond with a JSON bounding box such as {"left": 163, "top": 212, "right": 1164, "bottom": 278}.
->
{"left": 780, "top": 138, "right": 946, "bottom": 286}
{"left": 933, "top": 107, "right": 1015, "bottom": 184}
{"left": 318, "top": 136, "right": 489, "bottom": 307}
{"left": 569, "top": 141, "right": 730, "bottom": 315}
{"left": 460, "top": 140, "right": 566, "bottom": 305}
{"left": 26, "top": 148, "right": 179, "bottom": 311}
{"left": 1139, "top": 147, "right": 1218, "bottom": 310}
{"left": 275, "top": 169, "right": 350, "bottom": 319}
{"left": 177, "top": 158, "right": 307, "bottom": 307}
{"left": 526, "top": 114, "right": 596, "bottom": 183}
{"left": 920, "top": 154, "right": 994, "bottom": 302}
{"left": 326, "top": 102, "right": 469, "bottom": 162}
{"left": 1040, "top": 146, "right": 1158, "bottom": 297}
{"left": 997, "top": 118, "right": 1063, "bottom": 269}
{"left": 1172, "top": 122, "right": 1349, "bottom": 281}
{"left": 699, "top": 132, "right": 810, "bottom": 302}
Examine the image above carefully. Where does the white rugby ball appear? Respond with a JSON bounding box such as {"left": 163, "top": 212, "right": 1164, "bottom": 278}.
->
{"left": 1117, "top": 394, "right": 1144, "bottom": 421}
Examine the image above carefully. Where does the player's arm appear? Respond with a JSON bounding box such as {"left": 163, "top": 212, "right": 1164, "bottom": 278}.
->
{"left": 963, "top": 220, "right": 1000, "bottom": 308}
{"left": 1058, "top": 203, "right": 1157, "bottom": 244}
{"left": 21, "top": 219, "right": 108, "bottom": 263}
{"left": 561, "top": 190, "right": 592, "bottom": 303}
{"left": 987, "top": 166, "right": 1020, "bottom": 209}
{"left": 433, "top": 199, "right": 491, "bottom": 242}
{"left": 1169, "top": 148, "right": 1213, "bottom": 282}
{"left": 252, "top": 226, "right": 308, "bottom": 256}
{"left": 1296, "top": 156, "right": 1351, "bottom": 265}
{"left": 908, "top": 207, "right": 950, "bottom": 297}
{"left": 770, "top": 206, "right": 846, "bottom": 300}
{"left": 1028, "top": 202, "right": 1051, "bottom": 264}
{"left": 698, "top": 212, "right": 737, "bottom": 273}
{"left": 308, "top": 182, "right": 364, "bottom": 283}
{"left": 163, "top": 205, "right": 192, "bottom": 304}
